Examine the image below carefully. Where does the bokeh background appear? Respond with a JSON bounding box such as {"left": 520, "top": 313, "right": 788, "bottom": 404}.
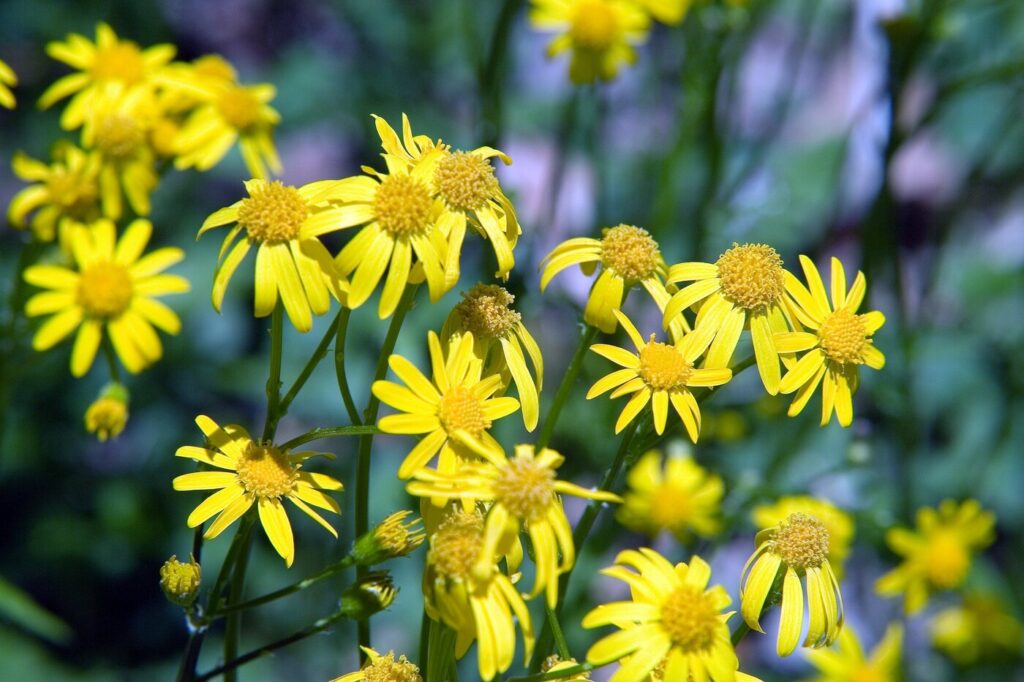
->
{"left": 1, "top": 0, "right": 1023, "bottom": 679}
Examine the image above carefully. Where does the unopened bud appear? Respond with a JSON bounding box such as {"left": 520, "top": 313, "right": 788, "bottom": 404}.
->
{"left": 352, "top": 511, "right": 425, "bottom": 566}
{"left": 85, "top": 383, "right": 130, "bottom": 442}
{"left": 160, "top": 555, "right": 201, "bottom": 607}
{"left": 340, "top": 572, "right": 397, "bottom": 620}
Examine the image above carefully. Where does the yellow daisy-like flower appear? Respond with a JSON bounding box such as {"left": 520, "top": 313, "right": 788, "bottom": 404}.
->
{"left": 24, "top": 219, "right": 188, "bottom": 377}
{"left": 330, "top": 646, "right": 421, "bottom": 682}
{"left": 663, "top": 243, "right": 793, "bottom": 395}
{"left": 776, "top": 256, "right": 885, "bottom": 427}
{"left": 199, "top": 178, "right": 350, "bottom": 332}
{"left": 802, "top": 623, "right": 903, "bottom": 682}
{"left": 373, "top": 331, "right": 520, "bottom": 479}
{"left": 752, "top": 496, "right": 854, "bottom": 577}
{"left": 617, "top": 450, "right": 723, "bottom": 542}
{"left": 875, "top": 498, "right": 995, "bottom": 615}
{"left": 407, "top": 444, "right": 621, "bottom": 607}
{"left": 587, "top": 309, "right": 731, "bottom": 439}
{"left": 930, "top": 594, "right": 1024, "bottom": 665}
{"left": 423, "top": 509, "right": 534, "bottom": 681}
{"left": 173, "top": 415, "right": 343, "bottom": 567}
{"left": 541, "top": 225, "right": 677, "bottom": 335}
{"left": 530, "top": 0, "right": 651, "bottom": 84}
{"left": 8, "top": 145, "right": 101, "bottom": 242}
{"left": 40, "top": 22, "right": 175, "bottom": 130}
{"left": 157, "top": 53, "right": 238, "bottom": 115}
{"left": 441, "top": 284, "right": 543, "bottom": 431}
{"left": 0, "top": 58, "right": 16, "bottom": 108}
{"left": 583, "top": 550, "right": 740, "bottom": 682}
{"left": 740, "top": 512, "right": 844, "bottom": 656}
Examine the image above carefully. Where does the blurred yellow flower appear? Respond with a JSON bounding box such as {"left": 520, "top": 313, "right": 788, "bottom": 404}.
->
{"left": 8, "top": 145, "right": 101, "bottom": 242}
{"left": 777, "top": 256, "right": 885, "bottom": 427}
{"left": 587, "top": 309, "right": 731, "bottom": 438}
{"left": 875, "top": 498, "right": 995, "bottom": 615}
{"left": 802, "top": 623, "right": 903, "bottom": 682}
{"left": 0, "top": 58, "right": 16, "bottom": 108}
{"left": 24, "top": 219, "right": 188, "bottom": 376}
{"left": 740, "top": 512, "right": 843, "bottom": 656}
{"left": 173, "top": 415, "right": 343, "bottom": 567}
{"left": 85, "top": 383, "right": 129, "bottom": 441}
{"left": 199, "top": 179, "right": 350, "bottom": 332}
{"left": 441, "top": 284, "right": 543, "bottom": 431}
{"left": 930, "top": 594, "right": 1024, "bottom": 664}
{"left": 617, "top": 450, "right": 723, "bottom": 541}
{"left": 752, "top": 496, "right": 854, "bottom": 576}
{"left": 583, "top": 550, "right": 739, "bottom": 682}
{"left": 373, "top": 331, "right": 520, "bottom": 479}
{"left": 330, "top": 646, "right": 421, "bottom": 682}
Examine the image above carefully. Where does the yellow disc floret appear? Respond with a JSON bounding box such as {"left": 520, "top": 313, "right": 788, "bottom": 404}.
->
{"left": 570, "top": 0, "right": 619, "bottom": 50}
{"left": 924, "top": 530, "right": 970, "bottom": 589}
{"left": 600, "top": 225, "right": 661, "bottom": 282}
{"left": 234, "top": 443, "right": 297, "bottom": 498}
{"left": 428, "top": 510, "right": 485, "bottom": 580}
{"left": 435, "top": 151, "right": 499, "bottom": 212}
{"left": 638, "top": 337, "right": 693, "bottom": 391}
{"left": 770, "top": 513, "right": 831, "bottom": 570}
{"left": 818, "top": 308, "right": 868, "bottom": 364}
{"left": 493, "top": 455, "right": 556, "bottom": 522}
{"left": 437, "top": 385, "right": 491, "bottom": 436}
{"left": 91, "top": 42, "right": 145, "bottom": 84}
{"left": 660, "top": 584, "right": 720, "bottom": 652}
{"left": 715, "top": 243, "right": 785, "bottom": 310}
{"left": 362, "top": 651, "right": 422, "bottom": 682}
{"left": 237, "top": 181, "right": 308, "bottom": 242}
{"left": 217, "top": 86, "right": 262, "bottom": 131}
{"left": 78, "top": 262, "right": 134, "bottom": 318}
{"left": 454, "top": 284, "right": 521, "bottom": 339}
{"left": 94, "top": 114, "right": 145, "bottom": 159}
{"left": 374, "top": 175, "right": 433, "bottom": 237}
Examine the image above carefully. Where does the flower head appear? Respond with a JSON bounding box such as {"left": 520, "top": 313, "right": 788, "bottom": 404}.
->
{"left": 930, "top": 594, "right": 1024, "bottom": 665}
{"left": 803, "top": 623, "right": 903, "bottom": 682}
{"left": 173, "top": 415, "right": 344, "bottom": 567}
{"left": 617, "top": 450, "right": 723, "bottom": 541}
{"left": 752, "top": 496, "right": 854, "bottom": 577}
{"left": 160, "top": 554, "right": 201, "bottom": 607}
{"left": 330, "top": 646, "right": 422, "bottom": 682}
{"left": 9, "top": 145, "right": 101, "bottom": 241}
{"left": 85, "top": 382, "right": 129, "bottom": 441}
{"left": 352, "top": 511, "right": 426, "bottom": 565}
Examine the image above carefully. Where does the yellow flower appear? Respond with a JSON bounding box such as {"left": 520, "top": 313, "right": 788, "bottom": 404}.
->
{"left": 617, "top": 449, "right": 723, "bottom": 541}
{"left": 587, "top": 309, "right": 731, "bottom": 439}
{"left": 24, "top": 219, "right": 188, "bottom": 376}
{"left": 875, "top": 499, "right": 995, "bottom": 615}
{"left": 634, "top": 0, "right": 691, "bottom": 24}
{"left": 157, "top": 54, "right": 238, "bottom": 115}
{"left": 441, "top": 284, "right": 543, "bottom": 431}
{"left": 663, "top": 243, "right": 793, "bottom": 395}
{"left": 740, "top": 512, "right": 843, "bottom": 656}
{"left": 0, "top": 58, "right": 16, "bottom": 108}
{"left": 160, "top": 555, "right": 201, "bottom": 607}
{"left": 330, "top": 646, "right": 422, "bottom": 682}
{"left": 352, "top": 511, "right": 426, "bottom": 565}
{"left": 752, "top": 496, "right": 854, "bottom": 577}
{"left": 583, "top": 550, "right": 739, "bottom": 682}
{"left": 373, "top": 331, "right": 520, "bottom": 479}
{"left": 423, "top": 509, "right": 534, "bottom": 681}
{"left": 40, "top": 22, "right": 175, "bottom": 130}
{"left": 530, "top": 0, "right": 651, "bottom": 84}
{"left": 8, "top": 145, "right": 101, "bottom": 242}
{"left": 173, "top": 415, "right": 343, "bottom": 567}
{"left": 803, "top": 623, "right": 903, "bottom": 682}
{"left": 85, "top": 383, "right": 129, "bottom": 441}
{"left": 407, "top": 444, "right": 621, "bottom": 607}
{"left": 930, "top": 594, "right": 1024, "bottom": 665}
{"left": 777, "top": 256, "right": 885, "bottom": 427}
{"left": 199, "top": 179, "right": 350, "bottom": 332}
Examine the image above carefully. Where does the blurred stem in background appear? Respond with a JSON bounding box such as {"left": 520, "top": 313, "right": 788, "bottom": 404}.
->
{"left": 476, "top": 0, "right": 526, "bottom": 148}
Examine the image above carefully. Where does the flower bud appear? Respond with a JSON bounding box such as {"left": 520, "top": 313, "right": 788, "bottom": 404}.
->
{"left": 85, "top": 383, "right": 130, "bottom": 441}
{"left": 352, "top": 511, "right": 425, "bottom": 566}
{"left": 160, "top": 555, "right": 201, "bottom": 607}
{"left": 340, "top": 572, "right": 397, "bottom": 620}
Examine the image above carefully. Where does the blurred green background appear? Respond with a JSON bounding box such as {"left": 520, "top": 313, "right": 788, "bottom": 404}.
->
{"left": 1, "top": 0, "right": 1023, "bottom": 679}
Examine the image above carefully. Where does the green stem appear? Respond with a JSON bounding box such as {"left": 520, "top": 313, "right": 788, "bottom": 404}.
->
{"left": 275, "top": 310, "right": 343, "bottom": 418}
{"left": 261, "top": 304, "right": 284, "bottom": 442}
{"left": 730, "top": 621, "right": 751, "bottom": 647}
{"left": 507, "top": 663, "right": 597, "bottom": 682}
{"left": 101, "top": 335, "right": 122, "bottom": 384}
{"left": 222, "top": 530, "right": 254, "bottom": 682}
{"left": 536, "top": 324, "right": 598, "bottom": 449}
{"left": 418, "top": 609, "right": 431, "bottom": 676}
{"left": 545, "top": 603, "right": 571, "bottom": 660}
{"left": 478, "top": 0, "right": 525, "bottom": 148}
{"left": 211, "top": 556, "right": 355, "bottom": 619}
{"left": 278, "top": 425, "right": 381, "bottom": 452}
{"left": 335, "top": 307, "right": 362, "bottom": 426}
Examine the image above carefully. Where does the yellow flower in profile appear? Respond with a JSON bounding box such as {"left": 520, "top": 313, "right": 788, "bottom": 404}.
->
{"left": 777, "top": 256, "right": 885, "bottom": 427}
{"left": 541, "top": 225, "right": 673, "bottom": 334}
{"left": 199, "top": 179, "right": 350, "bottom": 332}
{"left": 663, "top": 243, "right": 793, "bottom": 395}
{"left": 617, "top": 449, "right": 723, "bottom": 541}
{"left": 930, "top": 594, "right": 1024, "bottom": 665}
{"left": 423, "top": 509, "right": 534, "bottom": 681}
{"left": 85, "top": 383, "right": 129, "bottom": 442}
{"left": 875, "top": 499, "right": 995, "bottom": 615}
{"left": 583, "top": 550, "right": 739, "bottom": 682}
{"left": 24, "top": 219, "right": 188, "bottom": 377}
{"left": 530, "top": 0, "right": 650, "bottom": 84}
{"left": 441, "top": 284, "right": 543, "bottom": 431}
{"left": 40, "top": 23, "right": 175, "bottom": 130}
{"left": 8, "top": 145, "right": 101, "bottom": 242}
{"left": 330, "top": 646, "right": 421, "bottom": 682}
{"left": 803, "top": 623, "right": 903, "bottom": 682}
{"left": 407, "top": 444, "right": 621, "bottom": 607}
{"left": 752, "top": 496, "right": 854, "bottom": 576}
{"left": 0, "top": 58, "right": 16, "bottom": 108}
{"left": 372, "top": 331, "right": 520, "bottom": 479}
{"left": 173, "top": 415, "right": 343, "bottom": 567}
{"left": 740, "top": 512, "right": 843, "bottom": 656}
{"left": 587, "top": 309, "right": 731, "bottom": 439}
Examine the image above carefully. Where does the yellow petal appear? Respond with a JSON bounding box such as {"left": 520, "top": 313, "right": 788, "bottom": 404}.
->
{"left": 777, "top": 567, "right": 804, "bottom": 656}
{"left": 258, "top": 497, "right": 295, "bottom": 567}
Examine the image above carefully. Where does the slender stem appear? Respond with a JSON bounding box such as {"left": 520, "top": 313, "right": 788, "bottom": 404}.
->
{"left": 276, "top": 310, "right": 342, "bottom": 417}
{"left": 418, "top": 608, "right": 431, "bottom": 676}
{"left": 507, "top": 663, "right": 598, "bottom": 682}
{"left": 730, "top": 621, "right": 751, "bottom": 647}
{"left": 278, "top": 425, "right": 381, "bottom": 452}
{"left": 212, "top": 556, "right": 355, "bottom": 618}
{"left": 536, "top": 324, "right": 599, "bottom": 449}
{"left": 545, "top": 603, "right": 571, "bottom": 660}
{"left": 101, "top": 335, "right": 122, "bottom": 384}
{"left": 176, "top": 630, "right": 206, "bottom": 682}
{"left": 478, "top": 0, "right": 525, "bottom": 148}
{"left": 222, "top": 531, "right": 254, "bottom": 682}
{"left": 334, "top": 307, "right": 362, "bottom": 426}
{"left": 261, "top": 304, "right": 285, "bottom": 442}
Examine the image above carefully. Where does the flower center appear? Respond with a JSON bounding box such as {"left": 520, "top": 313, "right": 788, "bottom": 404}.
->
{"left": 714, "top": 243, "right": 785, "bottom": 310}
{"left": 94, "top": 114, "right": 145, "bottom": 159}
{"left": 91, "top": 42, "right": 145, "bottom": 84}
{"left": 770, "top": 513, "right": 831, "bottom": 570}
{"left": 237, "top": 181, "right": 308, "bottom": 242}
{"left": 493, "top": 455, "right": 556, "bottom": 523}
{"left": 47, "top": 169, "right": 97, "bottom": 214}
{"left": 817, "top": 308, "right": 868, "bottom": 364}
{"left": 453, "top": 284, "right": 521, "bottom": 339}
{"left": 217, "top": 86, "right": 262, "bottom": 131}
{"left": 428, "top": 511, "right": 485, "bottom": 580}
{"left": 234, "top": 443, "right": 297, "bottom": 498}
{"left": 848, "top": 664, "right": 885, "bottom": 682}
{"left": 569, "top": 0, "right": 619, "bottom": 50}
{"left": 660, "top": 584, "right": 719, "bottom": 653}
{"left": 924, "top": 530, "right": 970, "bottom": 589}
{"left": 649, "top": 484, "right": 692, "bottom": 531}
{"left": 638, "top": 338, "right": 693, "bottom": 391}
{"left": 77, "top": 262, "right": 133, "bottom": 318}
{"left": 437, "top": 385, "right": 491, "bottom": 436}
{"left": 362, "top": 651, "right": 422, "bottom": 682}
{"left": 435, "top": 151, "right": 499, "bottom": 212}
{"left": 374, "top": 174, "right": 433, "bottom": 237}
{"left": 600, "top": 225, "right": 661, "bottom": 282}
